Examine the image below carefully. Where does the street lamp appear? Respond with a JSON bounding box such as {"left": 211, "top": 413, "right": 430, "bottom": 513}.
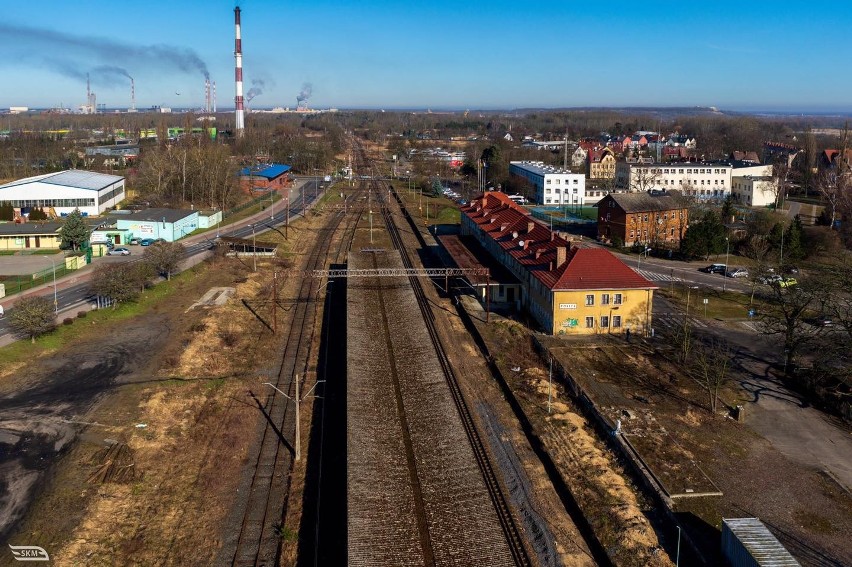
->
{"left": 48, "top": 256, "right": 58, "bottom": 315}
{"left": 251, "top": 224, "right": 257, "bottom": 272}
{"left": 723, "top": 236, "right": 730, "bottom": 292}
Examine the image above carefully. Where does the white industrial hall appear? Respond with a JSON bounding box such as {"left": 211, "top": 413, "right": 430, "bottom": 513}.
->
{"left": 0, "top": 170, "right": 125, "bottom": 217}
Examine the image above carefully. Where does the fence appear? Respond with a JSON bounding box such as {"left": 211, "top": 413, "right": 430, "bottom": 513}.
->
{"left": 0, "top": 262, "right": 74, "bottom": 296}
{"left": 223, "top": 191, "right": 279, "bottom": 219}
{"left": 529, "top": 207, "right": 596, "bottom": 228}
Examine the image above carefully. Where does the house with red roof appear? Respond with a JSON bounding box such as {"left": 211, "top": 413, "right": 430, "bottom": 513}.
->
{"left": 460, "top": 191, "right": 657, "bottom": 335}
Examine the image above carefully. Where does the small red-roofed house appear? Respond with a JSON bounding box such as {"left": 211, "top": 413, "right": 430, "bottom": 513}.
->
{"left": 460, "top": 191, "right": 657, "bottom": 335}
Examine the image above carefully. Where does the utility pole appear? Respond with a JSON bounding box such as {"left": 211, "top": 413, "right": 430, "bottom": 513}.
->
{"left": 264, "top": 375, "right": 324, "bottom": 461}
{"left": 285, "top": 192, "right": 290, "bottom": 240}
{"left": 272, "top": 268, "right": 278, "bottom": 334}
{"left": 548, "top": 357, "right": 553, "bottom": 414}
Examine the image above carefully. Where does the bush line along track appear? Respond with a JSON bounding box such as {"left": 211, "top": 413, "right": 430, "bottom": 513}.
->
{"left": 372, "top": 172, "right": 533, "bottom": 567}
{"left": 223, "top": 179, "right": 365, "bottom": 567}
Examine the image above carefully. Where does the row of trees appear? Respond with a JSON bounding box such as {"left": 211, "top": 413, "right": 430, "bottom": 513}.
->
{"left": 8, "top": 241, "right": 186, "bottom": 342}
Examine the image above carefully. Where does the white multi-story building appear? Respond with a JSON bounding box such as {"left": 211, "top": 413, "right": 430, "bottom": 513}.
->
{"left": 509, "top": 161, "right": 588, "bottom": 206}
{"left": 615, "top": 162, "right": 732, "bottom": 200}
{"left": 730, "top": 163, "right": 776, "bottom": 207}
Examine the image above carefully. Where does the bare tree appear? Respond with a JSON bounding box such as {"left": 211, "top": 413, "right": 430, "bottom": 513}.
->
{"left": 742, "top": 236, "right": 771, "bottom": 306}
{"left": 89, "top": 264, "right": 149, "bottom": 306}
{"left": 692, "top": 339, "right": 731, "bottom": 413}
{"left": 630, "top": 165, "right": 661, "bottom": 192}
{"left": 759, "top": 280, "right": 823, "bottom": 375}
{"left": 143, "top": 241, "right": 186, "bottom": 280}
{"left": 8, "top": 296, "right": 56, "bottom": 343}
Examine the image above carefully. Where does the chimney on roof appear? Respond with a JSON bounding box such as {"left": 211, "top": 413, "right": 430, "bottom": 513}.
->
{"left": 527, "top": 221, "right": 535, "bottom": 234}
{"left": 500, "top": 224, "right": 508, "bottom": 232}
{"left": 551, "top": 231, "right": 555, "bottom": 241}
{"left": 523, "top": 240, "right": 529, "bottom": 250}
{"left": 535, "top": 249, "right": 542, "bottom": 259}
{"left": 556, "top": 246, "right": 567, "bottom": 268}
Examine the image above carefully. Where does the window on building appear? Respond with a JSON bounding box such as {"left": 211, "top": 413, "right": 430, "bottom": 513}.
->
{"left": 600, "top": 316, "right": 609, "bottom": 328}
{"left": 643, "top": 214, "right": 648, "bottom": 221}
{"left": 601, "top": 293, "right": 610, "bottom": 305}
{"left": 555, "top": 179, "right": 561, "bottom": 183}
{"left": 614, "top": 293, "right": 623, "bottom": 304}
{"left": 585, "top": 294, "right": 594, "bottom": 306}
{"left": 629, "top": 230, "right": 634, "bottom": 239}
{"left": 585, "top": 316, "right": 595, "bottom": 328}
{"left": 671, "top": 227, "right": 676, "bottom": 236}
{"left": 613, "top": 315, "right": 622, "bottom": 328}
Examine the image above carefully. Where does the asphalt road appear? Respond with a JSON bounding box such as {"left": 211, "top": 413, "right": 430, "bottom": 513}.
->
{"left": 0, "top": 179, "right": 323, "bottom": 342}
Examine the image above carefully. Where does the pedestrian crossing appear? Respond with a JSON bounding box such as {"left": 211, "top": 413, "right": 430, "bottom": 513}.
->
{"left": 635, "top": 268, "right": 682, "bottom": 282}
{"left": 653, "top": 313, "right": 709, "bottom": 331}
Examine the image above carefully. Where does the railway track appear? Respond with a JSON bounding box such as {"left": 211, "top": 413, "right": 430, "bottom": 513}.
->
{"left": 222, "top": 175, "right": 365, "bottom": 567}
{"left": 371, "top": 175, "right": 533, "bottom": 567}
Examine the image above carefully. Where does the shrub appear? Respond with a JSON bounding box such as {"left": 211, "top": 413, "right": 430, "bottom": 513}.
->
{"left": 77, "top": 311, "right": 87, "bottom": 319}
{"left": 63, "top": 318, "right": 74, "bottom": 326}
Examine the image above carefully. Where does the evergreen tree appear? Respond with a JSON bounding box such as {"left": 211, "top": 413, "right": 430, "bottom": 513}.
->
{"left": 28, "top": 207, "right": 48, "bottom": 221}
{"left": 720, "top": 195, "right": 735, "bottom": 223}
{"left": 431, "top": 178, "right": 443, "bottom": 197}
{"left": 767, "top": 221, "right": 785, "bottom": 253}
{"left": 59, "top": 208, "right": 90, "bottom": 251}
{"left": 680, "top": 210, "right": 728, "bottom": 260}
{"left": 0, "top": 202, "right": 14, "bottom": 222}
{"left": 784, "top": 215, "right": 806, "bottom": 261}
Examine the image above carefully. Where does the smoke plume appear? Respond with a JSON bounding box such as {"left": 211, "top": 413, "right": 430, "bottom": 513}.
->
{"left": 297, "top": 82, "right": 313, "bottom": 103}
{"left": 245, "top": 79, "right": 265, "bottom": 102}
{"left": 91, "top": 65, "right": 133, "bottom": 86}
{"left": 0, "top": 23, "right": 209, "bottom": 81}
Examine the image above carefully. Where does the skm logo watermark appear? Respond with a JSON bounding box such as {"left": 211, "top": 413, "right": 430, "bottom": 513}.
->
{"left": 8, "top": 545, "right": 50, "bottom": 561}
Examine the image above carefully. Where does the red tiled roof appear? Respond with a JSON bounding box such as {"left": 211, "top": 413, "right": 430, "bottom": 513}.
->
{"left": 461, "top": 192, "right": 656, "bottom": 292}
{"left": 544, "top": 248, "right": 657, "bottom": 291}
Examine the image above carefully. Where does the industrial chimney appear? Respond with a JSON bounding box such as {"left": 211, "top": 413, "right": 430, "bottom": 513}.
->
{"left": 212, "top": 81, "right": 217, "bottom": 113}
{"left": 234, "top": 6, "right": 245, "bottom": 136}
{"left": 130, "top": 77, "right": 136, "bottom": 112}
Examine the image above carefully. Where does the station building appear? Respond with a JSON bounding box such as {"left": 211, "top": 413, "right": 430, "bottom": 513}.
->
{"left": 0, "top": 170, "right": 125, "bottom": 217}
{"left": 508, "top": 161, "right": 588, "bottom": 206}
{"left": 459, "top": 191, "right": 657, "bottom": 336}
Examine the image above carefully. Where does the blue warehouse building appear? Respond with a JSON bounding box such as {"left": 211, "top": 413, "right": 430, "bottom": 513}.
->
{"left": 116, "top": 208, "right": 199, "bottom": 242}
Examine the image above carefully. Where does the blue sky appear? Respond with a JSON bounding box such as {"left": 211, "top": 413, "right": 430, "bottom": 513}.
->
{"left": 1, "top": 0, "right": 850, "bottom": 112}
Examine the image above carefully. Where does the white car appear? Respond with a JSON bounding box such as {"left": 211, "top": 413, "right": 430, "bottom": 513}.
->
{"left": 107, "top": 247, "right": 131, "bottom": 256}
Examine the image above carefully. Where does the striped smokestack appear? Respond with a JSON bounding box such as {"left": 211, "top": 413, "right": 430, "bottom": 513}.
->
{"left": 234, "top": 6, "right": 245, "bottom": 136}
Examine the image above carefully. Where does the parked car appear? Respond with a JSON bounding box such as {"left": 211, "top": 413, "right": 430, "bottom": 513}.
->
{"left": 699, "top": 263, "right": 727, "bottom": 274}
{"left": 805, "top": 315, "right": 833, "bottom": 327}
{"left": 129, "top": 237, "right": 141, "bottom": 245}
{"left": 107, "top": 247, "right": 131, "bottom": 256}
{"left": 139, "top": 238, "right": 155, "bottom": 246}
{"left": 726, "top": 267, "right": 749, "bottom": 278}
{"left": 758, "top": 274, "right": 782, "bottom": 285}
{"left": 778, "top": 277, "right": 798, "bottom": 288}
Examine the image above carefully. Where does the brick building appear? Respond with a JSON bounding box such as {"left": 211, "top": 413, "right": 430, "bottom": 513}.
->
{"left": 596, "top": 192, "right": 688, "bottom": 248}
{"left": 239, "top": 163, "right": 291, "bottom": 194}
